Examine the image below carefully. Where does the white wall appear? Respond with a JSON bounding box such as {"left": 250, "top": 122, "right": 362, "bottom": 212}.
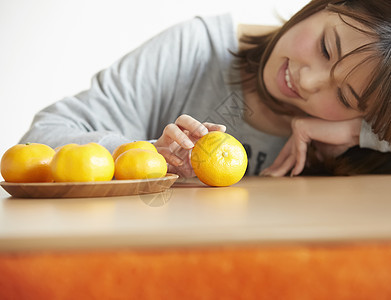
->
{"left": 0, "top": 0, "right": 308, "bottom": 179}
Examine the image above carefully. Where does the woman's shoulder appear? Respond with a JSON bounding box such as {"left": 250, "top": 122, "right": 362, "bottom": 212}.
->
{"left": 155, "top": 14, "right": 236, "bottom": 52}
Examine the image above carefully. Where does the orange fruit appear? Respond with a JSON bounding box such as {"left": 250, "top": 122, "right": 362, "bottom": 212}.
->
{"left": 1, "top": 143, "right": 56, "bottom": 182}
{"left": 50, "top": 143, "right": 115, "bottom": 182}
{"left": 115, "top": 149, "right": 167, "bottom": 180}
{"left": 112, "top": 141, "right": 157, "bottom": 162}
{"left": 190, "top": 131, "right": 247, "bottom": 186}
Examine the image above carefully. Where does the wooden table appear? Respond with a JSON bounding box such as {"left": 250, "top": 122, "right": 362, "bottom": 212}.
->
{"left": 1, "top": 176, "right": 391, "bottom": 299}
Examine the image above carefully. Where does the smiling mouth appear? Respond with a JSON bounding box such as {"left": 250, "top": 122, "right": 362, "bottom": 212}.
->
{"left": 283, "top": 63, "right": 303, "bottom": 99}
{"left": 285, "top": 68, "right": 293, "bottom": 90}
{"left": 276, "top": 59, "right": 304, "bottom": 100}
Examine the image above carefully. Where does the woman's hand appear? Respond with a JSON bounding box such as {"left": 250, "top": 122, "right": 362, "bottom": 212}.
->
{"left": 260, "top": 117, "right": 362, "bottom": 177}
{"left": 154, "top": 114, "right": 226, "bottom": 177}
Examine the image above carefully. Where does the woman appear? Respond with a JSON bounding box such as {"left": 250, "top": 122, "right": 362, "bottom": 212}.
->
{"left": 237, "top": 0, "right": 391, "bottom": 176}
{"left": 20, "top": 0, "right": 391, "bottom": 177}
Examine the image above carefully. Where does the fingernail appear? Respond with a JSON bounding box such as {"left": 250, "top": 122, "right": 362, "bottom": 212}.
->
{"left": 260, "top": 168, "right": 269, "bottom": 175}
{"left": 260, "top": 170, "right": 270, "bottom": 177}
{"left": 199, "top": 127, "right": 208, "bottom": 136}
{"left": 183, "top": 140, "right": 194, "bottom": 149}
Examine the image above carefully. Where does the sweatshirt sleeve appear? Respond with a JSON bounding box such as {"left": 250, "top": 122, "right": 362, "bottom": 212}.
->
{"left": 19, "top": 18, "right": 202, "bottom": 153}
{"left": 359, "top": 120, "right": 391, "bottom": 152}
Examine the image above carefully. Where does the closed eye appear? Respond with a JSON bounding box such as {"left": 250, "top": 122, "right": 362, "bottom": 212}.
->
{"left": 321, "top": 32, "right": 330, "bottom": 60}
{"left": 337, "top": 88, "right": 351, "bottom": 109}
{"left": 337, "top": 83, "right": 362, "bottom": 110}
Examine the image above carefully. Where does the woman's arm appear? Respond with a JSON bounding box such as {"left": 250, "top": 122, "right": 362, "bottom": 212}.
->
{"left": 260, "top": 117, "right": 362, "bottom": 176}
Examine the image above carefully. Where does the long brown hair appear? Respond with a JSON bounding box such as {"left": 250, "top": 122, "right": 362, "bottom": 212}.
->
{"left": 235, "top": 0, "right": 391, "bottom": 175}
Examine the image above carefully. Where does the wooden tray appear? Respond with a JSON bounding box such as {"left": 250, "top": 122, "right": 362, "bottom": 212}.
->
{"left": 0, "top": 174, "right": 179, "bottom": 199}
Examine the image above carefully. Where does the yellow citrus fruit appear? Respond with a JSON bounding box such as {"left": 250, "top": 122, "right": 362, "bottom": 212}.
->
{"left": 50, "top": 143, "right": 115, "bottom": 182}
{"left": 190, "top": 131, "right": 247, "bottom": 186}
{"left": 1, "top": 143, "right": 56, "bottom": 182}
{"left": 112, "top": 141, "right": 157, "bottom": 162}
{"left": 114, "top": 149, "right": 167, "bottom": 180}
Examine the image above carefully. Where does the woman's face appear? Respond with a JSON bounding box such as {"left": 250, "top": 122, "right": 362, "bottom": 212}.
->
{"left": 263, "top": 10, "right": 376, "bottom": 121}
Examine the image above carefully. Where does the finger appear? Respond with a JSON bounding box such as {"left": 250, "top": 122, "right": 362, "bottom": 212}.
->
{"left": 168, "top": 140, "right": 181, "bottom": 153}
{"left": 291, "top": 137, "right": 308, "bottom": 176}
{"left": 203, "top": 122, "right": 226, "bottom": 132}
{"left": 270, "top": 137, "right": 294, "bottom": 168}
{"left": 171, "top": 142, "right": 192, "bottom": 160}
{"left": 157, "top": 147, "right": 184, "bottom": 167}
{"left": 175, "top": 114, "right": 208, "bottom": 138}
{"left": 268, "top": 154, "right": 296, "bottom": 177}
{"left": 261, "top": 137, "right": 294, "bottom": 175}
{"left": 163, "top": 123, "right": 195, "bottom": 149}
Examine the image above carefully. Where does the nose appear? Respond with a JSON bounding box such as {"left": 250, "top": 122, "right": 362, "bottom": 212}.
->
{"left": 299, "top": 66, "right": 330, "bottom": 94}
